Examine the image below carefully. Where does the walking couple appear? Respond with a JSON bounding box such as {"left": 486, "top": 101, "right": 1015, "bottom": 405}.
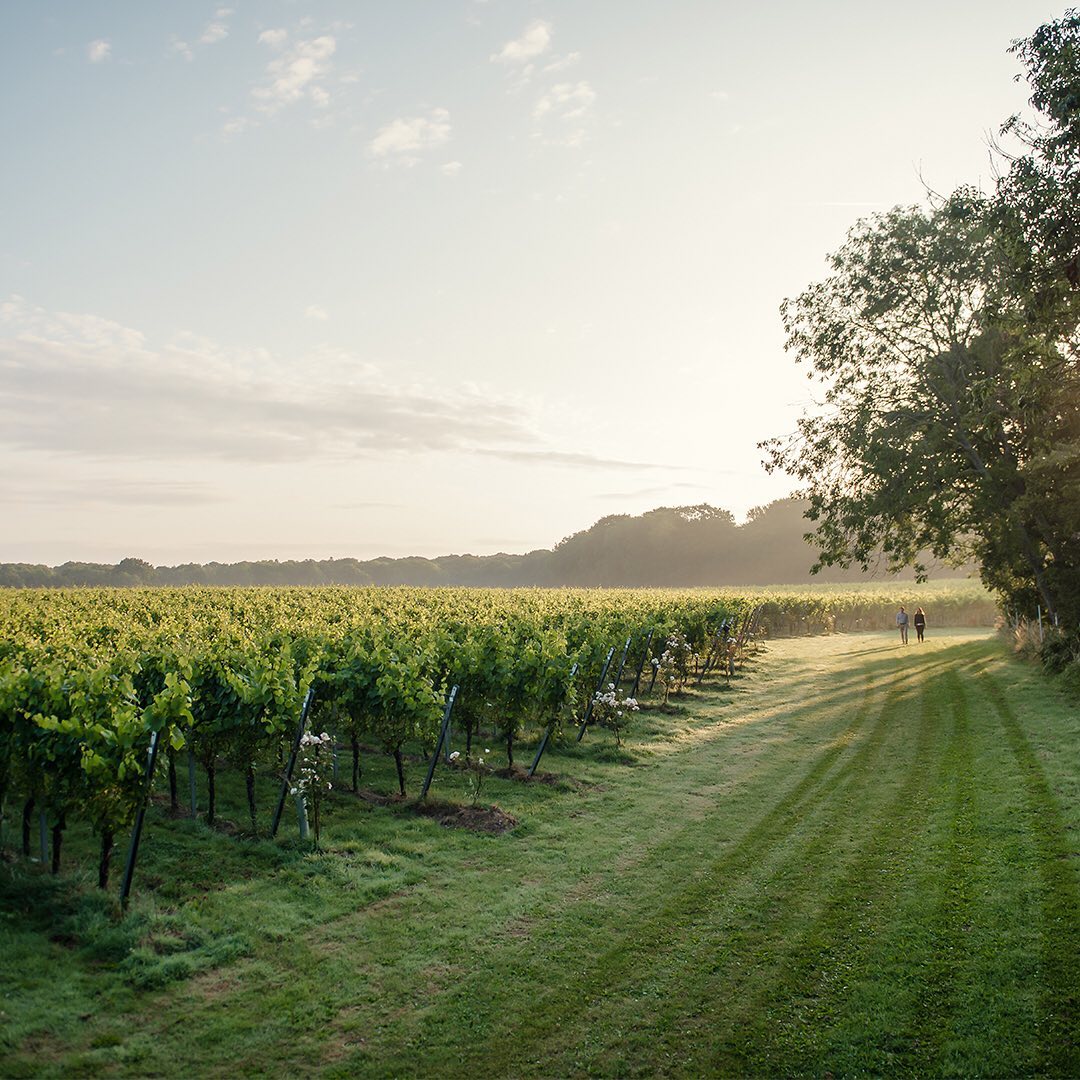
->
{"left": 896, "top": 606, "right": 925, "bottom": 644}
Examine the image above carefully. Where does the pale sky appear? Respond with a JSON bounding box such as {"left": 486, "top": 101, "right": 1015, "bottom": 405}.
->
{"left": 0, "top": 1, "right": 1060, "bottom": 564}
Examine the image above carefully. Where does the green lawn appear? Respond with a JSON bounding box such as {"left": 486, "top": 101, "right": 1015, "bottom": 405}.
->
{"left": 3, "top": 629, "right": 1079, "bottom": 1077}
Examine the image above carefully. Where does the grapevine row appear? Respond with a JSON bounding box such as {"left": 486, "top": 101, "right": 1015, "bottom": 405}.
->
{"left": 0, "top": 588, "right": 750, "bottom": 889}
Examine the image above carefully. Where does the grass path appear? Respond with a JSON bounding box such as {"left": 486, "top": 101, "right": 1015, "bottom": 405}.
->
{"left": 3, "top": 629, "right": 1079, "bottom": 1076}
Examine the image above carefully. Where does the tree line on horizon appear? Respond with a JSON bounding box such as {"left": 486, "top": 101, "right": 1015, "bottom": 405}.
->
{"left": 0, "top": 499, "right": 972, "bottom": 590}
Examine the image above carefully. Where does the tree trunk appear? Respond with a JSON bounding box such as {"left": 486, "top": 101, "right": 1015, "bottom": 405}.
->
{"left": 98, "top": 829, "right": 114, "bottom": 890}
{"left": 207, "top": 761, "right": 216, "bottom": 826}
{"left": 22, "top": 797, "right": 34, "bottom": 857}
{"left": 51, "top": 813, "right": 65, "bottom": 874}
{"left": 245, "top": 764, "right": 257, "bottom": 831}
{"left": 394, "top": 748, "right": 406, "bottom": 797}
{"left": 506, "top": 731, "right": 514, "bottom": 770}
{"left": 466, "top": 723, "right": 473, "bottom": 758}
{"left": 351, "top": 736, "right": 360, "bottom": 793}
{"left": 1017, "top": 527, "right": 1059, "bottom": 621}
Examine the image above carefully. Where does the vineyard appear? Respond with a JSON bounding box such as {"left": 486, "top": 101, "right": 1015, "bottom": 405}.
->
{"left": 0, "top": 587, "right": 751, "bottom": 896}
{"left": 0, "top": 582, "right": 995, "bottom": 903}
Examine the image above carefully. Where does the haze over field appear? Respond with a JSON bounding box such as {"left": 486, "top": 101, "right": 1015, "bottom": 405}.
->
{"left": 0, "top": 1, "right": 1054, "bottom": 565}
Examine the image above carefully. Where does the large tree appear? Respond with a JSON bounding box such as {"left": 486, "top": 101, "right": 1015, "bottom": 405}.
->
{"left": 763, "top": 13, "right": 1080, "bottom": 623}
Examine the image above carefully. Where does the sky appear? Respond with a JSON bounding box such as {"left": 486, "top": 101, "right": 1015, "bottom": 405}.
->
{"left": 0, "top": 1, "right": 1062, "bottom": 565}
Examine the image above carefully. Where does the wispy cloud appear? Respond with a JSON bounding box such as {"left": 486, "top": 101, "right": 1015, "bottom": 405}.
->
{"left": 0, "top": 478, "right": 224, "bottom": 509}
{"left": 87, "top": 39, "right": 111, "bottom": 63}
{"left": 1, "top": 296, "right": 145, "bottom": 350}
{"left": 252, "top": 34, "right": 337, "bottom": 114}
{"left": 492, "top": 20, "right": 592, "bottom": 141}
{"left": 532, "top": 81, "right": 596, "bottom": 146}
{"left": 491, "top": 20, "right": 551, "bottom": 65}
{"left": 200, "top": 8, "right": 233, "bottom": 45}
{"left": 534, "top": 81, "right": 595, "bottom": 121}
{"left": 169, "top": 36, "right": 194, "bottom": 62}
{"left": 491, "top": 20, "right": 554, "bottom": 92}
{"left": 543, "top": 52, "right": 580, "bottom": 73}
{"left": 304, "top": 304, "right": 329, "bottom": 321}
{"left": 169, "top": 8, "right": 234, "bottom": 62}
{"left": 369, "top": 108, "right": 451, "bottom": 165}
{"left": 0, "top": 296, "right": 534, "bottom": 465}
{"left": 258, "top": 28, "right": 288, "bottom": 49}
{"left": 0, "top": 297, "right": 677, "bottom": 478}
{"left": 476, "top": 449, "right": 676, "bottom": 472}
{"left": 219, "top": 31, "right": 341, "bottom": 136}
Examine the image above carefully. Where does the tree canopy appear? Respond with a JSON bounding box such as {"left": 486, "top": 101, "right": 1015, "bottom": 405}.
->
{"left": 764, "top": 10, "right": 1080, "bottom": 624}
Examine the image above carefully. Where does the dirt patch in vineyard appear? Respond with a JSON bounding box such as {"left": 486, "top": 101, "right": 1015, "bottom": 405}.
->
{"left": 494, "top": 764, "right": 544, "bottom": 783}
{"left": 519, "top": 767, "right": 563, "bottom": 786}
{"left": 489, "top": 764, "right": 588, "bottom": 789}
{"left": 414, "top": 799, "right": 518, "bottom": 834}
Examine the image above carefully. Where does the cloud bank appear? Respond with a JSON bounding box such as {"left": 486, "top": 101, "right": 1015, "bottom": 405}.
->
{"left": 0, "top": 296, "right": 531, "bottom": 465}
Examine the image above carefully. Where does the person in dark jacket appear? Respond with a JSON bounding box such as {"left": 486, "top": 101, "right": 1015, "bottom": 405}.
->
{"left": 913, "top": 607, "right": 926, "bottom": 643}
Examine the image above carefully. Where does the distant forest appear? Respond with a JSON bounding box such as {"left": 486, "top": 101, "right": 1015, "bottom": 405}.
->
{"left": 0, "top": 500, "right": 973, "bottom": 589}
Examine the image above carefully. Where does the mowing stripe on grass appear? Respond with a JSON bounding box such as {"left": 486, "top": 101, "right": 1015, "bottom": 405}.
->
{"left": 978, "top": 667, "right": 1080, "bottom": 1078}
{"left": 587, "top": 663, "right": 944, "bottom": 1076}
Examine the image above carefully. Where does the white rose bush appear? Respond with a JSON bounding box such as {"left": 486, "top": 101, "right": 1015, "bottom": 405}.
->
{"left": 292, "top": 730, "right": 334, "bottom": 848}
{"left": 590, "top": 683, "right": 640, "bottom": 747}
{"left": 651, "top": 632, "right": 700, "bottom": 702}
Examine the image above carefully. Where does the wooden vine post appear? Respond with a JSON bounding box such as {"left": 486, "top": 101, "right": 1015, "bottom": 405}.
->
{"left": 527, "top": 662, "right": 578, "bottom": 778}
{"left": 420, "top": 684, "right": 459, "bottom": 801}
{"left": 611, "top": 635, "right": 633, "bottom": 689}
{"left": 271, "top": 687, "right": 315, "bottom": 838}
{"left": 119, "top": 728, "right": 162, "bottom": 909}
{"left": 630, "top": 628, "right": 654, "bottom": 699}
{"left": 577, "top": 646, "right": 616, "bottom": 742}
